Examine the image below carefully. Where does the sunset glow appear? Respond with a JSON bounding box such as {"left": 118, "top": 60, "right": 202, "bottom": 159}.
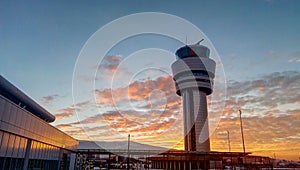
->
{"left": 1, "top": 0, "right": 299, "bottom": 162}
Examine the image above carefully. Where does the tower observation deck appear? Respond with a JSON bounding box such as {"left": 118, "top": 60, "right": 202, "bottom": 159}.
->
{"left": 171, "top": 42, "right": 216, "bottom": 152}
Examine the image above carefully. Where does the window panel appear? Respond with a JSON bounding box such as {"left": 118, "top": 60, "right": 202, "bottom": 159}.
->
{"left": 6, "top": 134, "right": 16, "bottom": 157}
{"left": 48, "top": 146, "right": 52, "bottom": 159}
{"left": 42, "top": 143, "right": 46, "bottom": 159}
{"left": 14, "top": 158, "right": 22, "bottom": 169}
{"left": 17, "top": 137, "right": 24, "bottom": 158}
{"left": 10, "top": 158, "right": 17, "bottom": 169}
{"left": 32, "top": 141, "right": 37, "bottom": 159}
{"left": 40, "top": 143, "right": 44, "bottom": 159}
{"left": 33, "top": 141, "right": 38, "bottom": 159}
{"left": 41, "top": 143, "right": 45, "bottom": 159}
{"left": 45, "top": 144, "right": 50, "bottom": 160}
{"left": 43, "top": 144, "right": 47, "bottom": 160}
{"left": 50, "top": 145, "right": 54, "bottom": 160}
{"left": 3, "top": 157, "right": 11, "bottom": 170}
{"left": 43, "top": 143, "right": 47, "bottom": 159}
{"left": 29, "top": 141, "right": 36, "bottom": 159}
{"left": 0, "top": 157, "right": 4, "bottom": 170}
{"left": 37, "top": 142, "right": 41, "bottom": 159}
{"left": 0, "top": 132, "right": 9, "bottom": 157}
{"left": 38, "top": 142, "right": 42, "bottom": 159}
{"left": 18, "top": 138, "right": 27, "bottom": 158}
{"left": 12, "top": 135, "right": 20, "bottom": 158}
{"left": 53, "top": 147, "right": 57, "bottom": 159}
{"left": 56, "top": 147, "right": 60, "bottom": 159}
{"left": 53, "top": 146, "right": 57, "bottom": 159}
{"left": 42, "top": 144, "right": 46, "bottom": 160}
{"left": 50, "top": 146, "right": 54, "bottom": 159}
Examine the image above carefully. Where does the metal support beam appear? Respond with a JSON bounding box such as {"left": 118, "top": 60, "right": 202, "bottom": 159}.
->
{"left": 22, "top": 139, "right": 32, "bottom": 170}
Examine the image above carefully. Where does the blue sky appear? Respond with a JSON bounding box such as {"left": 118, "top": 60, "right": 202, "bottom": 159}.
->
{"left": 1, "top": 0, "right": 299, "bottom": 99}
{"left": 1, "top": 0, "right": 300, "bottom": 160}
{"left": 1, "top": 0, "right": 300, "bottom": 97}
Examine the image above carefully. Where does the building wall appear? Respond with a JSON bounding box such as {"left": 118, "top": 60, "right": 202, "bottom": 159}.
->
{"left": 0, "top": 95, "right": 78, "bottom": 170}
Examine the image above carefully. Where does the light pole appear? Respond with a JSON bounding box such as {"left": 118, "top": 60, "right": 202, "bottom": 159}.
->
{"left": 226, "top": 130, "right": 231, "bottom": 152}
{"left": 239, "top": 110, "right": 246, "bottom": 154}
{"left": 127, "top": 134, "right": 130, "bottom": 170}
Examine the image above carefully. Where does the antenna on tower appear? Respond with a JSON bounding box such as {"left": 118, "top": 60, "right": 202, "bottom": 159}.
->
{"left": 196, "top": 39, "right": 204, "bottom": 45}
{"left": 185, "top": 35, "right": 188, "bottom": 45}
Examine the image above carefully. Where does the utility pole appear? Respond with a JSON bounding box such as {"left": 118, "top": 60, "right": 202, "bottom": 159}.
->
{"left": 226, "top": 130, "right": 231, "bottom": 152}
{"left": 127, "top": 134, "right": 130, "bottom": 170}
{"left": 239, "top": 110, "right": 246, "bottom": 154}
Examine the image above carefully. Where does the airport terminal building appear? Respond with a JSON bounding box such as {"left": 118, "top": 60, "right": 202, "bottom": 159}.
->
{"left": 0, "top": 76, "right": 78, "bottom": 170}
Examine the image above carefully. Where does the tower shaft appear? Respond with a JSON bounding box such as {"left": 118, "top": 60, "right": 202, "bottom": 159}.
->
{"left": 182, "top": 90, "right": 210, "bottom": 151}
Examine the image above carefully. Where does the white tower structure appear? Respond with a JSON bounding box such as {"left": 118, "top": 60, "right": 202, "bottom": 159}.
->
{"left": 171, "top": 41, "right": 216, "bottom": 152}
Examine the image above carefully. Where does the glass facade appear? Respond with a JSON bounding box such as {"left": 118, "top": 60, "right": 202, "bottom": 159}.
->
{"left": 175, "top": 45, "right": 210, "bottom": 60}
{"left": 174, "top": 71, "right": 209, "bottom": 80}
{"left": 175, "top": 46, "right": 197, "bottom": 59}
{"left": 0, "top": 94, "right": 78, "bottom": 170}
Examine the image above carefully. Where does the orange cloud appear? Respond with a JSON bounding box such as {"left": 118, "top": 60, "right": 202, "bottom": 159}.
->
{"left": 54, "top": 107, "right": 75, "bottom": 119}
{"left": 95, "top": 76, "right": 180, "bottom": 111}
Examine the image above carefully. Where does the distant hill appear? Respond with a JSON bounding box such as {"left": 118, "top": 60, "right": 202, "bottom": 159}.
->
{"left": 78, "top": 140, "right": 167, "bottom": 151}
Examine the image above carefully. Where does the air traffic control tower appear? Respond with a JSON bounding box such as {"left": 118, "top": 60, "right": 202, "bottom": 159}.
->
{"left": 171, "top": 41, "right": 216, "bottom": 152}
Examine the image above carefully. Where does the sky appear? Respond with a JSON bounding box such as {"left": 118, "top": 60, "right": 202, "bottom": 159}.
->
{"left": 1, "top": 0, "right": 300, "bottom": 161}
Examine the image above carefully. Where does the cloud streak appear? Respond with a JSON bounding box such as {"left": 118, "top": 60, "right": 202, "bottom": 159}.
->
{"left": 54, "top": 101, "right": 92, "bottom": 120}
{"left": 55, "top": 107, "right": 75, "bottom": 119}
{"left": 40, "top": 94, "right": 60, "bottom": 105}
